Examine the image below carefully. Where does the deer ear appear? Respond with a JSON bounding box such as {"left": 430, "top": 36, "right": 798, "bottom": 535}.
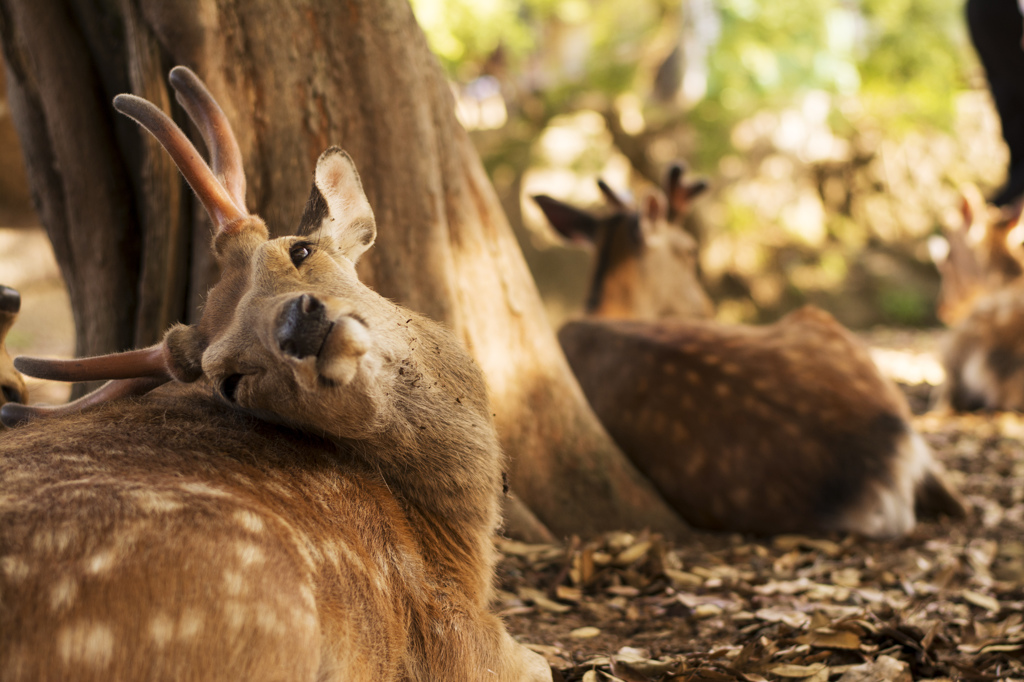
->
{"left": 297, "top": 147, "right": 376, "bottom": 263}
{"left": 532, "top": 195, "right": 601, "bottom": 244}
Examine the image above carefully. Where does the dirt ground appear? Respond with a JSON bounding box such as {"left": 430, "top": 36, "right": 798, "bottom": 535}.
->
{"left": 4, "top": 227, "right": 1022, "bottom": 681}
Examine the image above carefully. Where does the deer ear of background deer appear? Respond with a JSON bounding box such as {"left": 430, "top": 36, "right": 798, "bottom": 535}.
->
{"left": 297, "top": 147, "right": 377, "bottom": 263}
{"left": 532, "top": 195, "right": 601, "bottom": 245}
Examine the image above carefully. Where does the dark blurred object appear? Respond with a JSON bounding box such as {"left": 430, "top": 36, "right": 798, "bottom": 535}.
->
{"left": 0, "top": 66, "right": 35, "bottom": 227}
{"left": 967, "top": 0, "right": 1024, "bottom": 206}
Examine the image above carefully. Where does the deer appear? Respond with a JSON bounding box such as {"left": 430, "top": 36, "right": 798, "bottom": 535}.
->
{"left": 533, "top": 162, "right": 713, "bottom": 321}
{"left": 0, "top": 285, "right": 26, "bottom": 417}
{"left": 535, "top": 172, "right": 965, "bottom": 537}
{"left": 930, "top": 187, "right": 1024, "bottom": 411}
{"left": 0, "top": 67, "right": 551, "bottom": 682}
{"left": 932, "top": 184, "right": 1024, "bottom": 328}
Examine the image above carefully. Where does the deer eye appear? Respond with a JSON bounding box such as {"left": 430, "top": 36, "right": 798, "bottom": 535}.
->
{"left": 220, "top": 374, "right": 243, "bottom": 403}
{"left": 289, "top": 241, "right": 314, "bottom": 268}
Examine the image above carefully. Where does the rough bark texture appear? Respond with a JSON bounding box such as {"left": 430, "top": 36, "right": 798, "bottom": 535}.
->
{"left": 0, "top": 0, "right": 687, "bottom": 538}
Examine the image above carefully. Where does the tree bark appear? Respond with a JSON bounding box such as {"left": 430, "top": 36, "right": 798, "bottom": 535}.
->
{"left": 0, "top": 0, "right": 687, "bottom": 538}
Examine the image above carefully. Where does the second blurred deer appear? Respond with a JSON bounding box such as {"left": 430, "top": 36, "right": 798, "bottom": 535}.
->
{"left": 536, "top": 168, "right": 964, "bottom": 536}
{"left": 932, "top": 187, "right": 1024, "bottom": 411}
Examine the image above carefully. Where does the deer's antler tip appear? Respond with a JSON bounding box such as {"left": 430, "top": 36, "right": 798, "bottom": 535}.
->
{"left": 168, "top": 65, "right": 200, "bottom": 89}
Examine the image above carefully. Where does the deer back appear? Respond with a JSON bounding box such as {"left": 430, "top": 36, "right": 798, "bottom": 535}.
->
{"left": 0, "top": 285, "right": 26, "bottom": 417}
{"left": 533, "top": 163, "right": 713, "bottom": 320}
{"left": 559, "top": 306, "right": 964, "bottom": 536}
{"left": 0, "top": 67, "right": 550, "bottom": 682}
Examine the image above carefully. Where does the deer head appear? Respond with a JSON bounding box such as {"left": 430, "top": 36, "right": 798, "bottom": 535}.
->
{"left": 932, "top": 185, "right": 1024, "bottom": 326}
{"left": 533, "top": 162, "right": 713, "bottom": 321}
{"left": 0, "top": 285, "right": 26, "bottom": 418}
{"left": 0, "top": 68, "right": 487, "bottom": 454}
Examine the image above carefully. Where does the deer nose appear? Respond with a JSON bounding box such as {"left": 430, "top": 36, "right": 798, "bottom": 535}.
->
{"left": 275, "top": 294, "right": 332, "bottom": 359}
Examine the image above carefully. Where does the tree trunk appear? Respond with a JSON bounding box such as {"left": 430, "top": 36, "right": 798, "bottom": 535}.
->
{"left": 0, "top": 0, "right": 687, "bottom": 538}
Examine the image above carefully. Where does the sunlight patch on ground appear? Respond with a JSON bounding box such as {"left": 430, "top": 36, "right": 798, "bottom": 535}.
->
{"left": 1, "top": 225, "right": 74, "bottom": 404}
{"left": 868, "top": 346, "right": 945, "bottom": 387}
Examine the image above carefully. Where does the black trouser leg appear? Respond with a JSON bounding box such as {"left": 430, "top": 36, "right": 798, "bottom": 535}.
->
{"left": 967, "top": 0, "right": 1024, "bottom": 205}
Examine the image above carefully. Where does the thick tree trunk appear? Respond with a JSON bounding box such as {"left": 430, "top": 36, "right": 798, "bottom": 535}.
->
{"left": 0, "top": 0, "right": 687, "bottom": 538}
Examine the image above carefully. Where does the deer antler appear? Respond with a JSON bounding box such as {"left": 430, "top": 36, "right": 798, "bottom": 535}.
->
{"left": 168, "top": 66, "right": 247, "bottom": 213}
{"left": 0, "top": 376, "right": 167, "bottom": 427}
{"left": 5, "top": 69, "right": 248, "bottom": 426}
{"left": 114, "top": 89, "right": 247, "bottom": 231}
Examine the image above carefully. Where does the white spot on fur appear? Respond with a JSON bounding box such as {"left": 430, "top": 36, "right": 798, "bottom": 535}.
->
{"left": 178, "top": 609, "right": 204, "bottom": 640}
{"left": 1, "top": 555, "right": 30, "bottom": 582}
{"left": 50, "top": 576, "right": 78, "bottom": 611}
{"left": 149, "top": 613, "right": 174, "bottom": 648}
{"left": 255, "top": 604, "right": 282, "bottom": 634}
{"left": 223, "top": 600, "right": 247, "bottom": 632}
{"left": 232, "top": 510, "right": 265, "bottom": 534}
{"left": 298, "top": 584, "right": 316, "bottom": 611}
{"left": 235, "top": 542, "right": 265, "bottom": 566}
{"left": 85, "top": 551, "right": 115, "bottom": 575}
{"left": 179, "top": 482, "right": 232, "bottom": 498}
{"left": 131, "top": 490, "right": 184, "bottom": 514}
{"left": 57, "top": 622, "right": 114, "bottom": 667}
{"left": 32, "top": 526, "right": 75, "bottom": 554}
{"left": 223, "top": 570, "right": 245, "bottom": 596}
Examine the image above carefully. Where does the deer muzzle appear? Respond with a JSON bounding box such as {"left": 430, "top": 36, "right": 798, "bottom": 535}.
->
{"left": 276, "top": 294, "right": 332, "bottom": 359}
{"left": 274, "top": 294, "right": 371, "bottom": 385}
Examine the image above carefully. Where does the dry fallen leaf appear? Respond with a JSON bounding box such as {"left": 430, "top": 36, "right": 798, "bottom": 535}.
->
{"left": 836, "top": 655, "right": 911, "bottom": 682}
{"left": 570, "top": 627, "right": 602, "bottom": 639}
{"left": 770, "top": 662, "right": 827, "bottom": 677}
{"left": 796, "top": 628, "right": 862, "bottom": 650}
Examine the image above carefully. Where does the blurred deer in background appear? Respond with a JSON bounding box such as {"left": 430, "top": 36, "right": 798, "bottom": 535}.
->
{"left": 932, "top": 185, "right": 1023, "bottom": 327}
{"left": 536, "top": 171, "right": 965, "bottom": 537}
{"left": 533, "top": 162, "right": 713, "bottom": 321}
{"left": 0, "top": 67, "right": 550, "bottom": 682}
{"left": 0, "top": 285, "right": 26, "bottom": 418}
{"left": 932, "top": 187, "right": 1024, "bottom": 412}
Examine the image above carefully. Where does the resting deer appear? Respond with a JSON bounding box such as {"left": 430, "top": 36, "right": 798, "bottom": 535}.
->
{"left": 536, "top": 173, "right": 965, "bottom": 537}
{"left": 0, "top": 67, "right": 551, "bottom": 682}
{"left": 932, "top": 185, "right": 1023, "bottom": 327}
{"left": 533, "top": 162, "right": 713, "bottom": 321}
{"left": 0, "top": 285, "right": 26, "bottom": 417}
{"left": 932, "top": 188, "right": 1024, "bottom": 411}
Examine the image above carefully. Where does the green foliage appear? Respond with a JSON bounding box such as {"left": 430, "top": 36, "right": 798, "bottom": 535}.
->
{"left": 411, "top": 0, "right": 993, "bottom": 327}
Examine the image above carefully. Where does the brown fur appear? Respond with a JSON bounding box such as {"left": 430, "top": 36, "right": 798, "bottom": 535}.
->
{"left": 0, "top": 69, "right": 550, "bottom": 681}
{"left": 933, "top": 190, "right": 1024, "bottom": 411}
{"left": 540, "top": 171, "right": 964, "bottom": 537}
{"left": 0, "top": 286, "right": 26, "bottom": 420}
{"left": 937, "top": 278, "right": 1024, "bottom": 411}
{"left": 934, "top": 186, "right": 1024, "bottom": 327}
